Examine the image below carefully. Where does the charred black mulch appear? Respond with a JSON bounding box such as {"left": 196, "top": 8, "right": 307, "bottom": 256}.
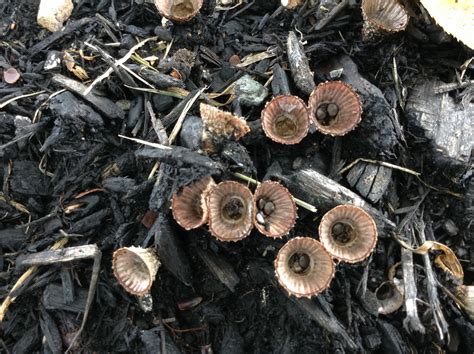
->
{"left": 1, "top": 0, "right": 473, "bottom": 353}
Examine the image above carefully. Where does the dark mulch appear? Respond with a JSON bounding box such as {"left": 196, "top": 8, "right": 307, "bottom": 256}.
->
{"left": 1, "top": 0, "right": 473, "bottom": 353}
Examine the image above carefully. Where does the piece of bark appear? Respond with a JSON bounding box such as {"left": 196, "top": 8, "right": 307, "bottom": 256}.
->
{"left": 265, "top": 162, "right": 395, "bottom": 233}
{"left": 377, "top": 319, "right": 411, "bottom": 354}
{"left": 346, "top": 162, "right": 392, "bottom": 203}
{"left": 271, "top": 63, "right": 291, "bottom": 96}
{"left": 292, "top": 297, "right": 358, "bottom": 350}
{"left": 139, "top": 67, "right": 186, "bottom": 89}
{"left": 42, "top": 283, "right": 87, "bottom": 313}
{"left": 405, "top": 79, "right": 473, "bottom": 176}
{"left": 287, "top": 31, "right": 316, "bottom": 95}
{"left": 195, "top": 247, "right": 240, "bottom": 292}
{"left": 40, "top": 305, "right": 63, "bottom": 353}
{"left": 52, "top": 74, "right": 125, "bottom": 119}
{"left": 323, "top": 55, "right": 399, "bottom": 158}
{"left": 49, "top": 91, "right": 104, "bottom": 128}
{"left": 148, "top": 213, "right": 192, "bottom": 286}
{"left": 136, "top": 146, "right": 224, "bottom": 173}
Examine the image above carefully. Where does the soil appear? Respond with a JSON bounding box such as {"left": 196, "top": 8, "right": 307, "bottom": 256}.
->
{"left": 1, "top": 0, "right": 473, "bottom": 353}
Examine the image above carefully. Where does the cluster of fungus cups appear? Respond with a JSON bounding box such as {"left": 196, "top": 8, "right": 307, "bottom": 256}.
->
{"left": 260, "top": 82, "right": 363, "bottom": 142}
{"left": 274, "top": 205, "right": 377, "bottom": 298}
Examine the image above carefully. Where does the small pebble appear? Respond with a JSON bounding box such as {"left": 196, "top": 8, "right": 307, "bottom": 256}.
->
{"left": 256, "top": 211, "right": 265, "bottom": 225}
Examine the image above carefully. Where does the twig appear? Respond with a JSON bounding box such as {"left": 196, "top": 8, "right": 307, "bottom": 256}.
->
{"left": 83, "top": 36, "right": 158, "bottom": 95}
{"left": 415, "top": 215, "right": 449, "bottom": 341}
{"left": 339, "top": 157, "right": 421, "bottom": 177}
{"left": 0, "top": 90, "right": 46, "bottom": 109}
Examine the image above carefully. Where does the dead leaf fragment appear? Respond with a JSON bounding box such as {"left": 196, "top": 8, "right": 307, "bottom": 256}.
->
{"left": 63, "top": 52, "right": 89, "bottom": 80}
{"left": 420, "top": 0, "right": 474, "bottom": 49}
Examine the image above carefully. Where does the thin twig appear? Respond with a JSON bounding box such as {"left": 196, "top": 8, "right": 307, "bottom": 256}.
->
{"left": 83, "top": 36, "right": 158, "bottom": 95}
{"left": 233, "top": 172, "right": 317, "bottom": 213}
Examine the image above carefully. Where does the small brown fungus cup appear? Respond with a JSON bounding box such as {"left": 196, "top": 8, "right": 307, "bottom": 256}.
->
{"left": 308, "top": 81, "right": 362, "bottom": 136}
{"left": 361, "top": 0, "right": 409, "bottom": 41}
{"left": 261, "top": 95, "right": 310, "bottom": 145}
{"left": 207, "top": 181, "right": 255, "bottom": 242}
{"left": 318, "top": 205, "right": 378, "bottom": 263}
{"left": 112, "top": 247, "right": 160, "bottom": 296}
{"left": 253, "top": 181, "right": 297, "bottom": 238}
{"left": 154, "top": 0, "right": 204, "bottom": 22}
{"left": 274, "top": 237, "right": 335, "bottom": 298}
{"left": 172, "top": 176, "right": 216, "bottom": 230}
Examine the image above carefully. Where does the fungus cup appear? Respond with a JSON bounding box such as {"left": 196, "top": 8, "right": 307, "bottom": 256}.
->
{"left": 318, "top": 205, "right": 378, "bottom": 263}
{"left": 308, "top": 81, "right": 362, "bottom": 136}
{"left": 254, "top": 181, "right": 297, "bottom": 238}
{"left": 112, "top": 247, "right": 160, "bottom": 296}
{"left": 207, "top": 181, "right": 255, "bottom": 242}
{"left": 361, "top": 0, "right": 409, "bottom": 41}
{"left": 274, "top": 237, "right": 335, "bottom": 298}
{"left": 154, "top": 0, "right": 204, "bottom": 22}
{"left": 172, "top": 176, "right": 216, "bottom": 230}
{"left": 261, "top": 95, "right": 310, "bottom": 144}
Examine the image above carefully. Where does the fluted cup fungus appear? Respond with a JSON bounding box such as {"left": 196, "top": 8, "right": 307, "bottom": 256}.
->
{"left": 254, "top": 181, "right": 297, "bottom": 238}
{"left": 361, "top": 0, "right": 409, "bottom": 41}
{"left": 275, "top": 237, "right": 335, "bottom": 297}
{"left": 308, "top": 81, "right": 362, "bottom": 136}
{"left": 154, "top": 0, "right": 204, "bottom": 22}
{"left": 261, "top": 95, "right": 310, "bottom": 145}
{"left": 172, "top": 176, "right": 216, "bottom": 230}
{"left": 200, "top": 103, "right": 250, "bottom": 154}
{"left": 208, "top": 181, "right": 255, "bottom": 242}
{"left": 318, "top": 205, "right": 377, "bottom": 263}
{"left": 112, "top": 247, "right": 160, "bottom": 296}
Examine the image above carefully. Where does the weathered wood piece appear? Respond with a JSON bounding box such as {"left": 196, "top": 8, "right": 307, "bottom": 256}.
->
{"left": 405, "top": 79, "right": 473, "bottom": 176}
{"left": 346, "top": 162, "right": 392, "bottom": 203}
{"left": 265, "top": 162, "right": 396, "bottom": 233}
{"left": 42, "top": 283, "right": 87, "bottom": 313}
{"left": 287, "top": 31, "right": 316, "bottom": 95}
{"left": 136, "top": 146, "right": 224, "bottom": 173}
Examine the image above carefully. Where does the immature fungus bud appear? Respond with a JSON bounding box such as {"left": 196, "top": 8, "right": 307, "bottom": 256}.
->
{"left": 154, "top": 0, "right": 204, "bottom": 22}
{"left": 172, "top": 176, "right": 216, "bottom": 230}
{"left": 200, "top": 103, "right": 250, "bottom": 154}
{"left": 112, "top": 247, "right": 160, "bottom": 296}
{"left": 361, "top": 0, "right": 409, "bottom": 41}
{"left": 318, "top": 205, "right": 377, "bottom": 263}
{"left": 254, "top": 181, "right": 297, "bottom": 238}
{"left": 275, "top": 237, "right": 335, "bottom": 298}
{"left": 208, "top": 181, "right": 255, "bottom": 242}
{"left": 3, "top": 67, "right": 21, "bottom": 84}
{"left": 308, "top": 81, "right": 362, "bottom": 136}
{"left": 261, "top": 95, "right": 310, "bottom": 145}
